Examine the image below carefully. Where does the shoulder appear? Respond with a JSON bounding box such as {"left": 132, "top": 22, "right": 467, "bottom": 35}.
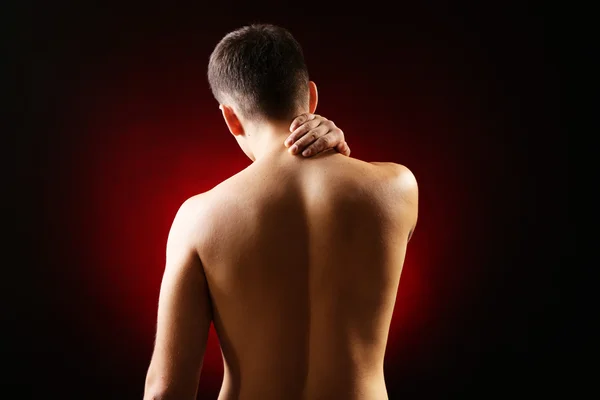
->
{"left": 176, "top": 166, "right": 252, "bottom": 218}
{"left": 167, "top": 193, "right": 211, "bottom": 244}
{"left": 370, "top": 162, "right": 418, "bottom": 192}
{"left": 166, "top": 190, "right": 226, "bottom": 260}
{"left": 369, "top": 162, "right": 418, "bottom": 237}
{"left": 171, "top": 170, "right": 250, "bottom": 237}
{"left": 368, "top": 162, "right": 418, "bottom": 220}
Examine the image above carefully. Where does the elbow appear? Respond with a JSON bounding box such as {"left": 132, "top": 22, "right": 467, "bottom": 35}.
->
{"left": 145, "top": 394, "right": 169, "bottom": 400}
{"left": 144, "top": 379, "right": 192, "bottom": 400}
{"left": 144, "top": 388, "right": 192, "bottom": 400}
{"left": 144, "top": 384, "right": 166, "bottom": 400}
{"left": 144, "top": 386, "right": 175, "bottom": 400}
{"left": 144, "top": 366, "right": 198, "bottom": 400}
{"left": 144, "top": 372, "right": 168, "bottom": 400}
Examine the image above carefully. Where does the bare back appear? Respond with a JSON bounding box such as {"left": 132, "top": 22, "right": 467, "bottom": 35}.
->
{"left": 196, "top": 150, "right": 418, "bottom": 400}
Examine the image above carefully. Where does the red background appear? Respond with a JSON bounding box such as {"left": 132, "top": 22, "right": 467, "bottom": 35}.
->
{"left": 11, "top": 2, "right": 563, "bottom": 399}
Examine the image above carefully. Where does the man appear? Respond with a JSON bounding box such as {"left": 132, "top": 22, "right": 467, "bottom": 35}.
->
{"left": 144, "top": 24, "right": 418, "bottom": 400}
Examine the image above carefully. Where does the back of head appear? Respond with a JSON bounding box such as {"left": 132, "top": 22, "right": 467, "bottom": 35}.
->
{"left": 208, "top": 24, "right": 309, "bottom": 122}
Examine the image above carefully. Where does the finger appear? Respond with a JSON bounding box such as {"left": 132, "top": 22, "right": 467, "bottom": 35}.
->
{"left": 336, "top": 141, "right": 351, "bottom": 157}
{"left": 301, "top": 134, "right": 334, "bottom": 157}
{"left": 289, "top": 113, "right": 317, "bottom": 134}
{"left": 286, "top": 118, "right": 323, "bottom": 151}
{"left": 289, "top": 124, "right": 329, "bottom": 155}
{"left": 297, "top": 122, "right": 344, "bottom": 156}
{"left": 286, "top": 114, "right": 322, "bottom": 147}
{"left": 335, "top": 142, "right": 348, "bottom": 155}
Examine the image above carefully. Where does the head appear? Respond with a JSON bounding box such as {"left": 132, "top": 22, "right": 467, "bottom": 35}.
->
{"left": 208, "top": 24, "right": 318, "bottom": 160}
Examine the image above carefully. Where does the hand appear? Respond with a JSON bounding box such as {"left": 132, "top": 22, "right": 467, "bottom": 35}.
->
{"left": 284, "top": 113, "right": 351, "bottom": 157}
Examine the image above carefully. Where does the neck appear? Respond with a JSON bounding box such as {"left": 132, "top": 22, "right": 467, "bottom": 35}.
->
{"left": 245, "top": 120, "right": 294, "bottom": 161}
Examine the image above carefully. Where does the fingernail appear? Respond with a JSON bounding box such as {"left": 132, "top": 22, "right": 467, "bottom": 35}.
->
{"left": 302, "top": 149, "right": 311, "bottom": 156}
{"left": 284, "top": 138, "right": 293, "bottom": 147}
{"left": 290, "top": 145, "right": 298, "bottom": 154}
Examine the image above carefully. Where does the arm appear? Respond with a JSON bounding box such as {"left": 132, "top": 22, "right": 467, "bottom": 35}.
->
{"left": 144, "top": 198, "right": 212, "bottom": 400}
{"left": 394, "top": 163, "right": 419, "bottom": 242}
{"left": 284, "top": 113, "right": 351, "bottom": 157}
{"left": 373, "top": 162, "right": 419, "bottom": 242}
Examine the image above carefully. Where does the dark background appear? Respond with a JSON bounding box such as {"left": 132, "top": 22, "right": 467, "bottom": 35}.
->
{"left": 9, "top": 1, "right": 564, "bottom": 399}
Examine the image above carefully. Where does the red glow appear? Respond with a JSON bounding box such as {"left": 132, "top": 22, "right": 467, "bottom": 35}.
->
{"left": 51, "top": 42, "right": 477, "bottom": 393}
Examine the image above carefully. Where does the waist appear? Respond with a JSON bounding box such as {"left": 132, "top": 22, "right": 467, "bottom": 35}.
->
{"left": 218, "top": 364, "right": 387, "bottom": 400}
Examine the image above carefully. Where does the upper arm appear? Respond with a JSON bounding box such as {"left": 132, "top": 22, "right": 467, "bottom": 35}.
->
{"left": 144, "top": 197, "right": 212, "bottom": 399}
{"left": 387, "top": 163, "right": 419, "bottom": 242}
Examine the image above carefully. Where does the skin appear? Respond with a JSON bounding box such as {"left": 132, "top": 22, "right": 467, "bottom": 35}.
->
{"left": 144, "top": 81, "right": 418, "bottom": 400}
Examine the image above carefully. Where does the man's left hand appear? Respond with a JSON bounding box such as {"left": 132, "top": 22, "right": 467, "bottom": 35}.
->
{"left": 285, "top": 113, "right": 351, "bottom": 157}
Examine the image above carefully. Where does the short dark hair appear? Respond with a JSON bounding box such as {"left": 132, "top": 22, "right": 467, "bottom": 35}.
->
{"left": 208, "top": 24, "right": 309, "bottom": 121}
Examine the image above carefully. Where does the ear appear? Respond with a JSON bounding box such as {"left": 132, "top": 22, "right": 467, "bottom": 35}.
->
{"left": 219, "top": 104, "right": 244, "bottom": 136}
{"left": 308, "top": 81, "right": 318, "bottom": 114}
